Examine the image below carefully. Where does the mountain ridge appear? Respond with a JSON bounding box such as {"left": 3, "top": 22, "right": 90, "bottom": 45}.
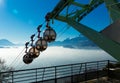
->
{"left": 49, "top": 35, "right": 99, "bottom": 49}
{"left": 0, "top": 39, "right": 15, "bottom": 46}
{"left": 0, "top": 36, "right": 99, "bottom": 49}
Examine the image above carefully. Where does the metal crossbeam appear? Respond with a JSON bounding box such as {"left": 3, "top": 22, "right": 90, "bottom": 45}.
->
{"left": 104, "top": 0, "right": 120, "bottom": 22}
{"left": 47, "top": 0, "right": 120, "bottom": 61}
{"left": 50, "top": 0, "right": 104, "bottom": 22}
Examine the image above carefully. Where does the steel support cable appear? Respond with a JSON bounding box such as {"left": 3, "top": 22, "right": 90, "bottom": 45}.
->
{"left": 9, "top": 33, "right": 37, "bottom": 68}
{"left": 54, "top": 3, "right": 78, "bottom": 40}
{"left": 16, "top": 25, "right": 70, "bottom": 70}
{"left": 9, "top": 47, "right": 26, "bottom": 68}
{"left": 9, "top": 23, "right": 45, "bottom": 69}
{"left": 10, "top": 1, "right": 120, "bottom": 70}
{"left": 45, "top": 0, "right": 77, "bottom": 41}
{"left": 9, "top": 35, "right": 37, "bottom": 69}
{"left": 54, "top": 4, "right": 78, "bottom": 40}
{"left": 13, "top": 47, "right": 33, "bottom": 69}
{"left": 16, "top": 22, "right": 49, "bottom": 70}
{"left": 58, "top": 26, "right": 80, "bottom": 41}
{"left": 9, "top": 0, "right": 76, "bottom": 69}
{"left": 14, "top": 36, "right": 38, "bottom": 70}
{"left": 44, "top": 0, "right": 71, "bottom": 25}
{"left": 11, "top": 0, "right": 73, "bottom": 69}
{"left": 57, "top": 25, "right": 71, "bottom": 40}
{"left": 56, "top": 6, "right": 79, "bottom": 39}
{"left": 57, "top": 25, "right": 67, "bottom": 37}
{"left": 57, "top": 6, "right": 80, "bottom": 38}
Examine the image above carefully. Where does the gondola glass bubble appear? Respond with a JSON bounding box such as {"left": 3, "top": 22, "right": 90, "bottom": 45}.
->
{"left": 29, "top": 46, "right": 40, "bottom": 58}
{"left": 43, "top": 28, "right": 56, "bottom": 42}
{"left": 35, "top": 38, "right": 48, "bottom": 51}
{"left": 23, "top": 54, "right": 33, "bottom": 64}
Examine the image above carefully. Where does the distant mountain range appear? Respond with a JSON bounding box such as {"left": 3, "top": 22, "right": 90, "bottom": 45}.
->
{"left": 0, "top": 39, "right": 14, "bottom": 47}
{"left": 49, "top": 35, "right": 99, "bottom": 49}
{"left": 0, "top": 36, "right": 99, "bottom": 49}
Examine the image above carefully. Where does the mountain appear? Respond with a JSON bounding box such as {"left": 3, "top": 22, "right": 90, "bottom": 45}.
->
{"left": 0, "top": 36, "right": 98, "bottom": 49}
{"left": 0, "top": 39, "right": 15, "bottom": 46}
{"left": 49, "top": 35, "right": 99, "bottom": 49}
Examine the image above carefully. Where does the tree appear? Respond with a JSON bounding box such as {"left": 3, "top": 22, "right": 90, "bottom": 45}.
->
{"left": 0, "top": 58, "right": 13, "bottom": 83}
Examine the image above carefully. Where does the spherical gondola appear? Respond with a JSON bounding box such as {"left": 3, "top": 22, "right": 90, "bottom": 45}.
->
{"left": 43, "top": 28, "right": 56, "bottom": 42}
{"left": 35, "top": 37, "right": 48, "bottom": 51}
{"left": 29, "top": 46, "right": 40, "bottom": 58}
{"left": 23, "top": 53, "right": 33, "bottom": 64}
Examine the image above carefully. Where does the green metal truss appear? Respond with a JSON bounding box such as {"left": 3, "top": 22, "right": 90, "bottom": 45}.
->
{"left": 47, "top": 0, "right": 120, "bottom": 61}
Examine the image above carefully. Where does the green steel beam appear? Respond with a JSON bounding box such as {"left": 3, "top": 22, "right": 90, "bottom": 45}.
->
{"left": 56, "top": 15, "right": 68, "bottom": 22}
{"left": 72, "top": 9, "right": 87, "bottom": 20}
{"left": 48, "top": 0, "right": 120, "bottom": 61}
{"left": 50, "top": 0, "right": 74, "bottom": 19}
{"left": 50, "top": 0, "right": 103, "bottom": 22}
{"left": 74, "top": 0, "right": 104, "bottom": 22}
{"left": 55, "top": 16, "right": 120, "bottom": 61}
{"left": 66, "top": 19, "right": 120, "bottom": 61}
{"left": 104, "top": 0, "right": 120, "bottom": 22}
{"left": 71, "top": 2, "right": 87, "bottom": 7}
{"left": 89, "top": 0, "right": 99, "bottom": 5}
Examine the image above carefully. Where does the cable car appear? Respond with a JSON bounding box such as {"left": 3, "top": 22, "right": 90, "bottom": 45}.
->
{"left": 23, "top": 53, "right": 33, "bottom": 64}
{"left": 35, "top": 37, "right": 48, "bottom": 51}
{"left": 43, "top": 27, "right": 56, "bottom": 42}
{"left": 29, "top": 46, "right": 40, "bottom": 58}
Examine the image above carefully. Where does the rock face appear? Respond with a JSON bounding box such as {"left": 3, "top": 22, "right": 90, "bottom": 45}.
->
{"left": 0, "top": 39, "right": 14, "bottom": 46}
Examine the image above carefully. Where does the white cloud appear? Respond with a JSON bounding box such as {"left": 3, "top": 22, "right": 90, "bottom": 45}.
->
{"left": 0, "top": 46, "right": 116, "bottom": 70}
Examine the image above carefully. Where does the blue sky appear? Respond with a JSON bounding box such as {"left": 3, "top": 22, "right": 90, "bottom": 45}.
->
{"left": 0, "top": 0, "right": 111, "bottom": 43}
